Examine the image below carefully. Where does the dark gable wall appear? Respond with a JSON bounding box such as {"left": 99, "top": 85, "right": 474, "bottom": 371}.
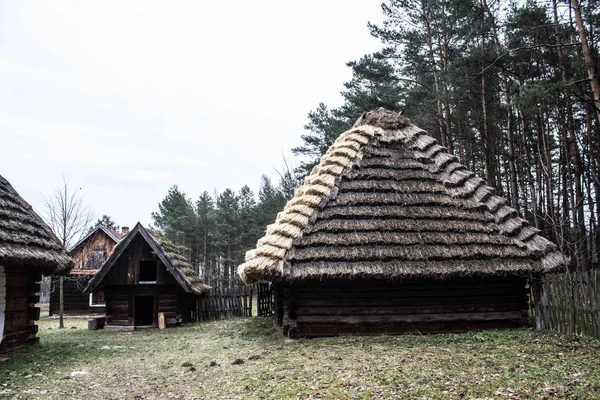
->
{"left": 103, "top": 233, "right": 177, "bottom": 287}
{"left": 102, "top": 233, "right": 183, "bottom": 327}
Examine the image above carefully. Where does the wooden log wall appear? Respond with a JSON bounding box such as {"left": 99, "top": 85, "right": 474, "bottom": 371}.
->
{"left": 283, "top": 277, "right": 529, "bottom": 337}
{"left": 536, "top": 270, "right": 600, "bottom": 338}
{"left": 49, "top": 275, "right": 104, "bottom": 315}
{"left": 104, "top": 285, "right": 186, "bottom": 327}
{"left": 0, "top": 266, "right": 41, "bottom": 353}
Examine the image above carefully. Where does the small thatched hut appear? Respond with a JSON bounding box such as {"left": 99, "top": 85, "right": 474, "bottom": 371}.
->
{"left": 0, "top": 175, "right": 73, "bottom": 352}
{"left": 85, "top": 222, "right": 209, "bottom": 329}
{"left": 238, "top": 109, "right": 568, "bottom": 337}
{"left": 49, "top": 224, "right": 126, "bottom": 316}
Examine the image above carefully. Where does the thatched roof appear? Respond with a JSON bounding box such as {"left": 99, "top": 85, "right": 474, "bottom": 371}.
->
{"left": 0, "top": 174, "right": 73, "bottom": 274}
{"left": 69, "top": 224, "right": 124, "bottom": 253}
{"left": 85, "top": 222, "right": 209, "bottom": 295}
{"left": 238, "top": 109, "right": 568, "bottom": 284}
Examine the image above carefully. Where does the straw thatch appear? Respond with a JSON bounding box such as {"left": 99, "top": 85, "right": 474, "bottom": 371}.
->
{"left": 238, "top": 109, "right": 569, "bottom": 284}
{"left": 0, "top": 174, "right": 73, "bottom": 274}
{"left": 85, "top": 222, "right": 209, "bottom": 295}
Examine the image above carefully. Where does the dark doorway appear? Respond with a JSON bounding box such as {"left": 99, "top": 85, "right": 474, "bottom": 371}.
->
{"left": 134, "top": 296, "right": 154, "bottom": 326}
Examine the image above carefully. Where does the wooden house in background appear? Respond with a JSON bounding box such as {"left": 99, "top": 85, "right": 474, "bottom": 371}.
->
{"left": 0, "top": 175, "right": 73, "bottom": 352}
{"left": 238, "top": 109, "right": 568, "bottom": 338}
{"left": 85, "top": 223, "right": 209, "bottom": 329}
{"left": 49, "top": 224, "right": 127, "bottom": 316}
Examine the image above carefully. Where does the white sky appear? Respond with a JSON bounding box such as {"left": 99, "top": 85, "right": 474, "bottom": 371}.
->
{"left": 0, "top": 1, "right": 384, "bottom": 229}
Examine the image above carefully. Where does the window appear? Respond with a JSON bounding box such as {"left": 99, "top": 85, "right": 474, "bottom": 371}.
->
{"left": 89, "top": 291, "right": 105, "bottom": 307}
{"left": 139, "top": 260, "right": 157, "bottom": 283}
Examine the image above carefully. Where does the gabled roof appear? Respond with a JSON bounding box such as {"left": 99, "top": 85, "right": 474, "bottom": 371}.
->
{"left": 0, "top": 174, "right": 73, "bottom": 274}
{"left": 69, "top": 224, "right": 124, "bottom": 253}
{"left": 85, "top": 222, "right": 209, "bottom": 295}
{"left": 238, "top": 109, "right": 568, "bottom": 284}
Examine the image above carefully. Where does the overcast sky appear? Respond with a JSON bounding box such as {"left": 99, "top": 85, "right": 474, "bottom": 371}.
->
{"left": 0, "top": 1, "right": 384, "bottom": 230}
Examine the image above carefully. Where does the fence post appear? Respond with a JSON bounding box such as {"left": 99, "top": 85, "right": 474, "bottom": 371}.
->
{"left": 532, "top": 279, "right": 546, "bottom": 331}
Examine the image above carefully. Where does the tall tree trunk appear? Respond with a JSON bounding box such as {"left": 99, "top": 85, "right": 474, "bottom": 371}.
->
{"left": 422, "top": 2, "right": 450, "bottom": 150}
{"left": 520, "top": 109, "right": 540, "bottom": 229}
{"left": 571, "top": 0, "right": 600, "bottom": 125}
{"left": 482, "top": 0, "right": 518, "bottom": 209}
{"left": 554, "top": 0, "right": 588, "bottom": 269}
{"left": 59, "top": 276, "right": 64, "bottom": 329}
{"left": 479, "top": 3, "right": 496, "bottom": 188}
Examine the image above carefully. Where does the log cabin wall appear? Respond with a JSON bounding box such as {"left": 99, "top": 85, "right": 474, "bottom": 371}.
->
{"left": 282, "top": 277, "right": 529, "bottom": 337}
{"left": 49, "top": 275, "right": 105, "bottom": 315}
{"left": 0, "top": 265, "right": 41, "bottom": 352}
{"left": 104, "top": 285, "right": 191, "bottom": 327}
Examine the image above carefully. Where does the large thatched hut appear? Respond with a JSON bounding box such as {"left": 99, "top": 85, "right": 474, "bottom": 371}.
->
{"left": 85, "top": 223, "right": 209, "bottom": 329}
{"left": 0, "top": 175, "right": 73, "bottom": 352}
{"left": 238, "top": 109, "right": 568, "bottom": 337}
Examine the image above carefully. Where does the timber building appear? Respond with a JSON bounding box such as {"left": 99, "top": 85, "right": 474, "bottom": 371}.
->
{"left": 238, "top": 109, "right": 568, "bottom": 337}
{"left": 49, "top": 224, "right": 126, "bottom": 315}
{"left": 85, "top": 223, "right": 209, "bottom": 329}
{"left": 0, "top": 175, "right": 73, "bottom": 352}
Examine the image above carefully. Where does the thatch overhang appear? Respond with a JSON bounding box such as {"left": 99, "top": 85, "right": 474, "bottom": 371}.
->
{"left": 0, "top": 174, "right": 73, "bottom": 275}
{"left": 238, "top": 109, "right": 569, "bottom": 284}
{"left": 84, "top": 222, "right": 209, "bottom": 295}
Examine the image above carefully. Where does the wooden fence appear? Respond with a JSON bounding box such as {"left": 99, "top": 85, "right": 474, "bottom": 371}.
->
{"left": 194, "top": 285, "right": 253, "bottom": 321}
{"left": 257, "top": 282, "right": 274, "bottom": 317}
{"left": 534, "top": 270, "right": 600, "bottom": 338}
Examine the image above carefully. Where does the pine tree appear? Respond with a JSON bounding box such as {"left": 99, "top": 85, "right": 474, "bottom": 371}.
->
{"left": 215, "top": 189, "right": 240, "bottom": 286}
{"left": 195, "top": 191, "right": 215, "bottom": 280}
{"left": 151, "top": 185, "right": 197, "bottom": 266}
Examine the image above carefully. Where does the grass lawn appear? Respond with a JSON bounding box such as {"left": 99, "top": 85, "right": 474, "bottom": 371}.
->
{"left": 1, "top": 317, "right": 599, "bottom": 399}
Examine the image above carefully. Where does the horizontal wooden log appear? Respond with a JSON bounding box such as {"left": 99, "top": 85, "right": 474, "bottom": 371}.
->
{"left": 108, "top": 319, "right": 131, "bottom": 326}
{"left": 296, "top": 311, "right": 525, "bottom": 324}
{"left": 296, "top": 303, "right": 526, "bottom": 316}
{"left": 296, "top": 319, "right": 526, "bottom": 337}
{"left": 296, "top": 295, "right": 526, "bottom": 307}
{"left": 294, "top": 286, "right": 525, "bottom": 299}
{"left": 294, "top": 278, "right": 525, "bottom": 291}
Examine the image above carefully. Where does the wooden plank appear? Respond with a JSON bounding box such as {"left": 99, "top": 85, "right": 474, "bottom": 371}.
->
{"left": 294, "top": 286, "right": 524, "bottom": 299}
{"left": 158, "top": 312, "right": 166, "bottom": 329}
{"left": 296, "top": 319, "right": 526, "bottom": 337}
{"left": 296, "top": 311, "right": 525, "bottom": 324}
{"left": 296, "top": 303, "right": 526, "bottom": 316}
{"left": 295, "top": 295, "right": 525, "bottom": 308}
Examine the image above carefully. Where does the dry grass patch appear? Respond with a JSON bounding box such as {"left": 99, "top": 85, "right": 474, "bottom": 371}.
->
{"left": 0, "top": 317, "right": 599, "bottom": 399}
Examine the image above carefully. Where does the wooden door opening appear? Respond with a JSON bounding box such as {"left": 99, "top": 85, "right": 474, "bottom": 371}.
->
{"left": 134, "top": 295, "right": 154, "bottom": 326}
